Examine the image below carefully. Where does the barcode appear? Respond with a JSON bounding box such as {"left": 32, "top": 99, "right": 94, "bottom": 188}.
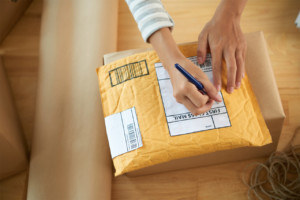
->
{"left": 127, "top": 123, "right": 138, "bottom": 150}
{"left": 190, "top": 55, "right": 211, "bottom": 70}
{"left": 205, "top": 58, "right": 212, "bottom": 66}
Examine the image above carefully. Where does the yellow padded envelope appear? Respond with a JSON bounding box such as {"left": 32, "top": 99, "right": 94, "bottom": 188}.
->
{"left": 97, "top": 43, "right": 271, "bottom": 176}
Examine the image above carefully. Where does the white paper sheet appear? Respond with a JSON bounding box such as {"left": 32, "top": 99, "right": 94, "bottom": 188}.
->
{"left": 155, "top": 55, "right": 231, "bottom": 136}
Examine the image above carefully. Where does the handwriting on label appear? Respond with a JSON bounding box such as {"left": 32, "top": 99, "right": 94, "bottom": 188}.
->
{"left": 173, "top": 108, "right": 221, "bottom": 121}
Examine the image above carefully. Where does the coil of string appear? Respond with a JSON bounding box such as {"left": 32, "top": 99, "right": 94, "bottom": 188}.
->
{"left": 245, "top": 145, "right": 300, "bottom": 200}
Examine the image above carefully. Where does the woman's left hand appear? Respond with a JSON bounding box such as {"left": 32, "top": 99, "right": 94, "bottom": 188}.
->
{"left": 197, "top": 0, "right": 247, "bottom": 94}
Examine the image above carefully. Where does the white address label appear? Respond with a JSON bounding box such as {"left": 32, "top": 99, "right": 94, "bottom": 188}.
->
{"left": 155, "top": 55, "right": 231, "bottom": 136}
{"left": 104, "top": 107, "right": 143, "bottom": 158}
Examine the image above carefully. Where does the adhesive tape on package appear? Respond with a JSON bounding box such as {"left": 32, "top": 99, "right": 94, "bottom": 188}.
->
{"left": 97, "top": 43, "right": 271, "bottom": 176}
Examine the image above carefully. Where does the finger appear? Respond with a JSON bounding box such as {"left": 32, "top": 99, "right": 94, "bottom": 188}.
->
{"left": 194, "top": 99, "right": 215, "bottom": 115}
{"left": 242, "top": 43, "right": 247, "bottom": 78}
{"left": 197, "top": 31, "right": 208, "bottom": 64}
{"left": 200, "top": 78, "right": 222, "bottom": 102}
{"left": 185, "top": 84, "right": 209, "bottom": 107}
{"left": 183, "top": 97, "right": 214, "bottom": 116}
{"left": 191, "top": 64, "right": 222, "bottom": 102}
{"left": 224, "top": 49, "right": 237, "bottom": 93}
{"left": 173, "top": 90, "right": 185, "bottom": 105}
{"left": 181, "top": 97, "right": 198, "bottom": 115}
{"left": 235, "top": 49, "right": 244, "bottom": 88}
{"left": 211, "top": 49, "right": 222, "bottom": 92}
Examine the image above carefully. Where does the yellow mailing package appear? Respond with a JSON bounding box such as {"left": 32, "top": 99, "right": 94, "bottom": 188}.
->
{"left": 96, "top": 43, "right": 271, "bottom": 176}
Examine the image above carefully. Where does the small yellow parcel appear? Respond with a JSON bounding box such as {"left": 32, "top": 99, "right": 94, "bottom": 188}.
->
{"left": 97, "top": 43, "right": 271, "bottom": 176}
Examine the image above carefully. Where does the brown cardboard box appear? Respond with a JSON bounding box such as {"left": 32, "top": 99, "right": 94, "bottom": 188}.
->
{"left": 103, "top": 31, "right": 285, "bottom": 176}
{"left": 0, "top": 0, "right": 32, "bottom": 44}
{"left": 0, "top": 57, "right": 28, "bottom": 180}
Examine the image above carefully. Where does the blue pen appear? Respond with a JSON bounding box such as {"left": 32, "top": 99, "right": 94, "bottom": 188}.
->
{"left": 175, "top": 63, "right": 207, "bottom": 95}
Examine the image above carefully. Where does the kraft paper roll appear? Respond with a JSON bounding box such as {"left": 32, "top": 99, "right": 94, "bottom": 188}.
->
{"left": 0, "top": 58, "right": 28, "bottom": 180}
{"left": 27, "top": 0, "right": 117, "bottom": 199}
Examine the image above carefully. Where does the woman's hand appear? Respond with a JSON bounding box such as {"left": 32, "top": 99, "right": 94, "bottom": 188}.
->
{"left": 197, "top": 0, "right": 247, "bottom": 93}
{"left": 149, "top": 28, "right": 222, "bottom": 115}
{"left": 164, "top": 55, "right": 222, "bottom": 115}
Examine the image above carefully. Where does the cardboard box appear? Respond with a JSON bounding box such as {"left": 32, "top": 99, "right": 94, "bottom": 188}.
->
{"left": 0, "top": 0, "right": 32, "bottom": 44}
{"left": 0, "top": 57, "right": 28, "bottom": 180}
{"left": 103, "top": 31, "right": 285, "bottom": 176}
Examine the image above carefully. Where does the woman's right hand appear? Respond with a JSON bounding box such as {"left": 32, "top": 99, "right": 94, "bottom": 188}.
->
{"left": 149, "top": 27, "right": 222, "bottom": 115}
{"left": 164, "top": 55, "right": 222, "bottom": 115}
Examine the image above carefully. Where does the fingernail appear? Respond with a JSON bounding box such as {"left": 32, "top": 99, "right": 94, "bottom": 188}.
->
{"left": 236, "top": 82, "right": 241, "bottom": 88}
{"left": 228, "top": 87, "right": 234, "bottom": 93}
{"left": 242, "top": 73, "right": 245, "bottom": 78}
{"left": 198, "top": 57, "right": 203, "bottom": 63}
{"left": 216, "top": 94, "right": 222, "bottom": 102}
{"left": 216, "top": 84, "right": 221, "bottom": 92}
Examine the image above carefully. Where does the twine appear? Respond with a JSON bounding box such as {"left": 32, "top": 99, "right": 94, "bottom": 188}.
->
{"left": 244, "top": 145, "right": 300, "bottom": 200}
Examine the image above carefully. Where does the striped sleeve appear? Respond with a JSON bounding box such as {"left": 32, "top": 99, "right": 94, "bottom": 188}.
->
{"left": 125, "top": 0, "right": 174, "bottom": 42}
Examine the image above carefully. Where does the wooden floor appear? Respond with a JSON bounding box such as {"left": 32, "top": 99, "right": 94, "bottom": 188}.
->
{"left": 0, "top": 0, "right": 299, "bottom": 199}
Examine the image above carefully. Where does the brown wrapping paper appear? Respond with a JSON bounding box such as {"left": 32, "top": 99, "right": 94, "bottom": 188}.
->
{"left": 0, "top": 57, "right": 28, "bottom": 180}
{"left": 27, "top": 0, "right": 117, "bottom": 199}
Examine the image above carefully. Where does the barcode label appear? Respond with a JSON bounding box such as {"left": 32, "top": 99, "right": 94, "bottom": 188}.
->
{"left": 127, "top": 123, "right": 138, "bottom": 150}
{"left": 104, "top": 107, "right": 143, "bottom": 158}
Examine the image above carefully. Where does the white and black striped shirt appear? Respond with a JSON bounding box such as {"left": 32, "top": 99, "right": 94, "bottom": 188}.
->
{"left": 125, "top": 0, "right": 174, "bottom": 42}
